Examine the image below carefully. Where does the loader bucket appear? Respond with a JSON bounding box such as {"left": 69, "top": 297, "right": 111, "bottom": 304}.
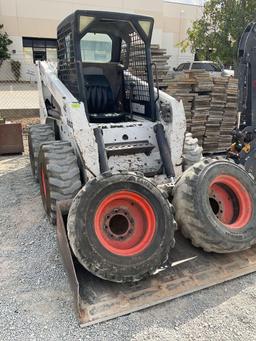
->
{"left": 56, "top": 200, "right": 256, "bottom": 327}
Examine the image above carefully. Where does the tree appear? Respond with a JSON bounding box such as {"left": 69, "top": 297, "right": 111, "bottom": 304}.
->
{"left": 0, "top": 24, "right": 12, "bottom": 64}
{"left": 179, "top": 0, "right": 256, "bottom": 66}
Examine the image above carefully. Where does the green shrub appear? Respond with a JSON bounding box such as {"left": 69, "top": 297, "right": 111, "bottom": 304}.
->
{"left": 0, "top": 24, "right": 12, "bottom": 64}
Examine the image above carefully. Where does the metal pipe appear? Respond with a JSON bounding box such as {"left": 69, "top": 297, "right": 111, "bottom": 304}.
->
{"left": 94, "top": 128, "right": 110, "bottom": 173}
{"left": 154, "top": 123, "right": 175, "bottom": 178}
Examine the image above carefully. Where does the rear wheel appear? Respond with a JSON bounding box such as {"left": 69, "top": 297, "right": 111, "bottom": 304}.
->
{"left": 28, "top": 124, "right": 55, "bottom": 181}
{"left": 173, "top": 158, "right": 256, "bottom": 253}
{"left": 67, "top": 172, "right": 176, "bottom": 283}
{"left": 38, "top": 141, "right": 82, "bottom": 224}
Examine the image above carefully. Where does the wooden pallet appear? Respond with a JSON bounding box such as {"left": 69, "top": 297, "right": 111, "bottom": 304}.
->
{"left": 163, "top": 70, "right": 238, "bottom": 153}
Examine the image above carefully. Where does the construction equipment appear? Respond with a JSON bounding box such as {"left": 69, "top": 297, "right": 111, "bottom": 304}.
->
{"left": 28, "top": 10, "right": 256, "bottom": 324}
{"left": 228, "top": 22, "right": 256, "bottom": 174}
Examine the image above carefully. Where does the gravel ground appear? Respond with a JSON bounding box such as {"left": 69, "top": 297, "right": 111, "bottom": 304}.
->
{"left": 1, "top": 137, "right": 256, "bottom": 341}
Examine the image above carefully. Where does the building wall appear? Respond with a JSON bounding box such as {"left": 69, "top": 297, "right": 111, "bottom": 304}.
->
{"left": 0, "top": 0, "right": 203, "bottom": 71}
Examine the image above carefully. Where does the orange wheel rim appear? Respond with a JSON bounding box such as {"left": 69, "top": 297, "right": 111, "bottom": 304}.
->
{"left": 209, "top": 175, "right": 252, "bottom": 229}
{"left": 94, "top": 191, "right": 156, "bottom": 256}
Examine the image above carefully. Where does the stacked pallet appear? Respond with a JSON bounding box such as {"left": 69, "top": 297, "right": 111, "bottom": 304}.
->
{"left": 150, "top": 45, "right": 172, "bottom": 89}
{"left": 129, "top": 44, "right": 238, "bottom": 153}
{"left": 189, "top": 71, "right": 213, "bottom": 145}
{"left": 189, "top": 70, "right": 213, "bottom": 92}
{"left": 165, "top": 76, "right": 195, "bottom": 131}
{"left": 218, "top": 78, "right": 239, "bottom": 151}
{"left": 191, "top": 93, "right": 211, "bottom": 146}
{"left": 203, "top": 77, "right": 228, "bottom": 152}
{"left": 165, "top": 71, "right": 238, "bottom": 153}
{"left": 166, "top": 70, "right": 214, "bottom": 143}
{"left": 129, "top": 44, "right": 172, "bottom": 89}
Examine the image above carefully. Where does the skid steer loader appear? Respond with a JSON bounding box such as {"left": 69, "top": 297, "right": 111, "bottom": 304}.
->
{"left": 28, "top": 11, "right": 256, "bottom": 326}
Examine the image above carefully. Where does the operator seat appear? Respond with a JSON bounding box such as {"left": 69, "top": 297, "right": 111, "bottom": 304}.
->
{"left": 83, "top": 63, "right": 127, "bottom": 122}
{"left": 84, "top": 74, "right": 115, "bottom": 113}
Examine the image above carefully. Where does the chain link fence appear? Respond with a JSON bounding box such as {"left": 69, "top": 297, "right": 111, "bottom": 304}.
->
{"left": 0, "top": 58, "right": 40, "bottom": 120}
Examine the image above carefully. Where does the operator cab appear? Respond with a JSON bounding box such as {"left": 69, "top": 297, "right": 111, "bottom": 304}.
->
{"left": 57, "top": 10, "right": 157, "bottom": 123}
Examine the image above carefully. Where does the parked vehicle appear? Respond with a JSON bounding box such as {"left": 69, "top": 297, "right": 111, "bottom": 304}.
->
{"left": 171, "top": 61, "right": 234, "bottom": 78}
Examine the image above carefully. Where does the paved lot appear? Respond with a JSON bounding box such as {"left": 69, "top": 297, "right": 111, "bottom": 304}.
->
{"left": 1, "top": 138, "right": 256, "bottom": 341}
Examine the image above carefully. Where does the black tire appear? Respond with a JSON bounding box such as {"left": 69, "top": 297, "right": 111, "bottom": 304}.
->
{"left": 28, "top": 124, "right": 55, "bottom": 181}
{"left": 173, "top": 158, "right": 256, "bottom": 253}
{"left": 67, "top": 172, "right": 176, "bottom": 283}
{"left": 38, "top": 141, "right": 82, "bottom": 224}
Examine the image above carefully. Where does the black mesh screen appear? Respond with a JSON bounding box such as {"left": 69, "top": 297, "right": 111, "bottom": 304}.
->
{"left": 57, "top": 23, "right": 79, "bottom": 99}
{"left": 121, "top": 32, "right": 150, "bottom": 103}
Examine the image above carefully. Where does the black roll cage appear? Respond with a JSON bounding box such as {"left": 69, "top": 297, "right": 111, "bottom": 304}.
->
{"left": 57, "top": 10, "right": 157, "bottom": 121}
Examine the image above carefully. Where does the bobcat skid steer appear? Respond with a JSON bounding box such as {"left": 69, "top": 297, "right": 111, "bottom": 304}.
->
{"left": 28, "top": 11, "right": 256, "bottom": 326}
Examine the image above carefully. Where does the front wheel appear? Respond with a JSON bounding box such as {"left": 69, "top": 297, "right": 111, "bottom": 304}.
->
{"left": 173, "top": 158, "right": 256, "bottom": 253}
{"left": 28, "top": 124, "right": 55, "bottom": 181}
{"left": 38, "top": 141, "right": 82, "bottom": 224}
{"left": 67, "top": 172, "right": 176, "bottom": 283}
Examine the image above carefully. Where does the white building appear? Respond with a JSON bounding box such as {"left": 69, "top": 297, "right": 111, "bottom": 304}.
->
{"left": 0, "top": 0, "right": 203, "bottom": 71}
